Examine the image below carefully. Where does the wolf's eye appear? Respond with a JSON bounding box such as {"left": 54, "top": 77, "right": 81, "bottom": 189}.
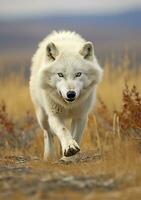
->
{"left": 57, "top": 73, "right": 64, "bottom": 77}
{"left": 75, "top": 72, "right": 82, "bottom": 77}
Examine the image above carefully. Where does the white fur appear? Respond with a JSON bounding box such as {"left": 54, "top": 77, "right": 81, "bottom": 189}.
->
{"left": 29, "top": 30, "right": 103, "bottom": 160}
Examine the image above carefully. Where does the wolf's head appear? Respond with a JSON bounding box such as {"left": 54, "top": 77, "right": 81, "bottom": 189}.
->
{"left": 39, "top": 41, "right": 103, "bottom": 103}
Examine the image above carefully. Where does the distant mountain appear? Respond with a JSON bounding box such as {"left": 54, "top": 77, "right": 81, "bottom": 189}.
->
{"left": 0, "top": 9, "right": 141, "bottom": 72}
{"left": 2, "top": 9, "right": 140, "bottom": 28}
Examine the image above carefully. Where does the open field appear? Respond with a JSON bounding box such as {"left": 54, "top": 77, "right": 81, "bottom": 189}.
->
{"left": 0, "top": 55, "right": 141, "bottom": 199}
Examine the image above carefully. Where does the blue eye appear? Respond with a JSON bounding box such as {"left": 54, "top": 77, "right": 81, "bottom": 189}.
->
{"left": 58, "top": 73, "right": 64, "bottom": 77}
{"left": 75, "top": 72, "right": 82, "bottom": 77}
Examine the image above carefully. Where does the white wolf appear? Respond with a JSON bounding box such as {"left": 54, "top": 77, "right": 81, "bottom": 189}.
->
{"left": 29, "top": 31, "right": 103, "bottom": 160}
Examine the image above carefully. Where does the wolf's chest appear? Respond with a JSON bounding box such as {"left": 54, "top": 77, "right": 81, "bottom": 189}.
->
{"left": 49, "top": 100, "right": 82, "bottom": 119}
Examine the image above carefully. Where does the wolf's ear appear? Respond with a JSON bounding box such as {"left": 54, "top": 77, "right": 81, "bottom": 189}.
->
{"left": 80, "top": 42, "right": 94, "bottom": 61}
{"left": 46, "top": 42, "right": 59, "bottom": 61}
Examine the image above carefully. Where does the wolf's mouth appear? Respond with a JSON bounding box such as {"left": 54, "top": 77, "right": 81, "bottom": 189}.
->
{"left": 65, "top": 98, "right": 75, "bottom": 102}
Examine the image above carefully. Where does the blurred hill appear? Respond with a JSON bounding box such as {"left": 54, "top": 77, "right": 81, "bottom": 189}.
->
{"left": 0, "top": 9, "right": 141, "bottom": 75}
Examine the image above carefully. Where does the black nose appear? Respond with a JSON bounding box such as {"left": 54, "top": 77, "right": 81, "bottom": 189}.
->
{"left": 67, "top": 91, "right": 76, "bottom": 100}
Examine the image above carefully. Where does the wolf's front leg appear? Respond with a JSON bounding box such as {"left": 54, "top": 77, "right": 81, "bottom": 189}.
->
{"left": 71, "top": 115, "right": 88, "bottom": 145}
{"left": 48, "top": 115, "right": 80, "bottom": 157}
{"left": 61, "top": 115, "right": 87, "bottom": 162}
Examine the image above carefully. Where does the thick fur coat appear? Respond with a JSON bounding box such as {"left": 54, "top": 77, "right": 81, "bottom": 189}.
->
{"left": 29, "top": 31, "right": 103, "bottom": 160}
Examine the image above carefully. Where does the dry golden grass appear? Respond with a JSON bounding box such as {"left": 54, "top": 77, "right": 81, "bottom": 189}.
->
{"left": 0, "top": 53, "right": 140, "bottom": 118}
{"left": 0, "top": 54, "right": 141, "bottom": 199}
{"left": 98, "top": 53, "right": 141, "bottom": 111}
{"left": 0, "top": 74, "right": 33, "bottom": 120}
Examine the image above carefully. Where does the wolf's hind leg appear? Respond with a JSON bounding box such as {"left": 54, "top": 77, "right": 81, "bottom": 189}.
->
{"left": 43, "top": 130, "right": 55, "bottom": 160}
{"left": 35, "top": 107, "right": 55, "bottom": 160}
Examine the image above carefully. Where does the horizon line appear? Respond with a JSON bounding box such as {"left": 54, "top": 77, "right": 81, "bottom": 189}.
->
{"left": 0, "top": 8, "right": 140, "bottom": 20}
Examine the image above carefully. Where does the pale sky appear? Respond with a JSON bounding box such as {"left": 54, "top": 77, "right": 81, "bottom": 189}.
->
{"left": 0, "top": 0, "right": 141, "bottom": 18}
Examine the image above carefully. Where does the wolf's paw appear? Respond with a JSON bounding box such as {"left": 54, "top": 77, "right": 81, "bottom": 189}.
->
{"left": 60, "top": 154, "right": 78, "bottom": 163}
{"left": 63, "top": 139, "right": 80, "bottom": 157}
